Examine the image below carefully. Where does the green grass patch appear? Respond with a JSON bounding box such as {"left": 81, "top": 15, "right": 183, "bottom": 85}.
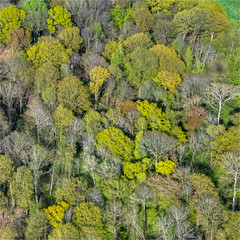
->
{"left": 216, "top": 0, "right": 240, "bottom": 20}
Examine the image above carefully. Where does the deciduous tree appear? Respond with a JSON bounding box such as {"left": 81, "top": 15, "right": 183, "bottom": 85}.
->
{"left": 47, "top": 5, "right": 72, "bottom": 33}
{"left": 219, "top": 152, "right": 240, "bottom": 211}
{"left": 89, "top": 66, "right": 110, "bottom": 109}
{"left": 0, "top": 6, "right": 26, "bottom": 44}
{"left": 58, "top": 27, "right": 83, "bottom": 54}
{"left": 57, "top": 76, "right": 91, "bottom": 114}
{"left": 48, "top": 223, "right": 79, "bottom": 240}
{"left": 23, "top": 0, "right": 48, "bottom": 14}
{"left": 150, "top": 44, "right": 186, "bottom": 76}
{"left": 73, "top": 202, "right": 104, "bottom": 240}
{"left": 27, "top": 36, "right": 70, "bottom": 67}
{"left": 96, "top": 127, "right": 134, "bottom": 161}
{"left": 156, "top": 159, "right": 176, "bottom": 175}
{"left": 6, "top": 26, "right": 31, "bottom": 52}
{"left": 133, "top": 7, "right": 155, "bottom": 32}
{"left": 205, "top": 82, "right": 239, "bottom": 125}
{"left": 153, "top": 70, "right": 182, "bottom": 93}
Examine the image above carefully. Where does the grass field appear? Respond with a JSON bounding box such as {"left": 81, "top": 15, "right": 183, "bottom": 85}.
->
{"left": 216, "top": 0, "right": 240, "bottom": 21}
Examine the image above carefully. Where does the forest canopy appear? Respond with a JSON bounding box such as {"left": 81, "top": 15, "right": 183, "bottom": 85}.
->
{"left": 0, "top": 0, "right": 239, "bottom": 239}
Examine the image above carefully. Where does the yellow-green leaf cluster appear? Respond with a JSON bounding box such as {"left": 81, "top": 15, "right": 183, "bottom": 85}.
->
{"left": 96, "top": 127, "right": 134, "bottom": 161}
{"left": 123, "top": 158, "right": 150, "bottom": 182}
{"left": 53, "top": 104, "right": 74, "bottom": 129}
{"left": 136, "top": 100, "right": 171, "bottom": 133}
{"left": 58, "top": 27, "right": 83, "bottom": 54}
{"left": 153, "top": 70, "right": 182, "bottom": 93}
{"left": 156, "top": 159, "right": 176, "bottom": 175}
{"left": 171, "top": 126, "right": 187, "bottom": 144}
{"left": 89, "top": 66, "right": 110, "bottom": 95}
{"left": 146, "top": 0, "right": 176, "bottom": 14}
{"left": 123, "top": 32, "right": 153, "bottom": 54}
{"left": 133, "top": 7, "right": 155, "bottom": 32}
{"left": 57, "top": 76, "right": 91, "bottom": 114}
{"left": 44, "top": 201, "right": 69, "bottom": 228}
{"left": 0, "top": 6, "right": 26, "bottom": 44}
{"left": 27, "top": 37, "right": 70, "bottom": 67}
{"left": 102, "top": 39, "right": 120, "bottom": 61}
{"left": 150, "top": 44, "right": 186, "bottom": 75}
{"left": 48, "top": 223, "right": 79, "bottom": 240}
{"left": 47, "top": 6, "right": 72, "bottom": 33}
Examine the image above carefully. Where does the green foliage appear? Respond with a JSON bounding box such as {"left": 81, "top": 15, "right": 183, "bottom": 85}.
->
{"left": 35, "top": 62, "right": 59, "bottom": 106}
{"left": 54, "top": 178, "right": 85, "bottom": 205}
{"left": 136, "top": 100, "right": 171, "bottom": 133}
{"left": 0, "top": 155, "right": 14, "bottom": 183}
{"left": 73, "top": 202, "right": 103, "bottom": 239}
{"left": 58, "top": 27, "right": 83, "bottom": 53}
{"left": 96, "top": 127, "right": 134, "bottom": 161}
{"left": 12, "top": 166, "right": 34, "bottom": 209}
{"left": 57, "top": 76, "right": 91, "bottom": 114}
{"left": 53, "top": 104, "right": 74, "bottom": 129}
{"left": 156, "top": 159, "right": 176, "bottom": 175}
{"left": 111, "top": 44, "right": 125, "bottom": 69}
{"left": 153, "top": 70, "right": 182, "bottom": 93}
{"left": 49, "top": 223, "right": 79, "bottom": 240}
{"left": 216, "top": 0, "right": 240, "bottom": 20}
{"left": 84, "top": 110, "right": 103, "bottom": 136}
{"left": 27, "top": 36, "right": 70, "bottom": 67}
{"left": 102, "top": 39, "right": 120, "bottom": 61}
{"left": 23, "top": 0, "right": 48, "bottom": 14}
{"left": 25, "top": 208, "right": 48, "bottom": 240}
{"left": 188, "top": 173, "right": 219, "bottom": 198}
{"left": 47, "top": 5, "right": 72, "bottom": 33}
{"left": 216, "top": 212, "right": 240, "bottom": 240}
{"left": 150, "top": 44, "right": 186, "bottom": 76}
{"left": 123, "top": 158, "right": 150, "bottom": 182}
{"left": 125, "top": 47, "right": 159, "bottom": 87}
{"left": 91, "top": 23, "right": 105, "bottom": 40}
{"left": 133, "top": 7, "right": 155, "bottom": 32}
{"left": 123, "top": 32, "right": 153, "bottom": 54}
{"left": 211, "top": 126, "right": 240, "bottom": 158}
{"left": 0, "top": 228, "right": 15, "bottom": 240}
{"left": 146, "top": 0, "right": 176, "bottom": 14}
{"left": 0, "top": 6, "right": 26, "bottom": 44}
{"left": 183, "top": 46, "right": 193, "bottom": 73}
{"left": 110, "top": 5, "right": 132, "bottom": 29}
{"left": 44, "top": 201, "right": 70, "bottom": 228}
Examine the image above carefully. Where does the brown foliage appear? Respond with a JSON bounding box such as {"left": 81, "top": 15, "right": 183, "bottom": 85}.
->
{"left": 6, "top": 26, "right": 31, "bottom": 52}
{"left": 184, "top": 106, "right": 207, "bottom": 134}
{"left": 147, "top": 173, "right": 181, "bottom": 205}
{"left": 119, "top": 100, "right": 136, "bottom": 115}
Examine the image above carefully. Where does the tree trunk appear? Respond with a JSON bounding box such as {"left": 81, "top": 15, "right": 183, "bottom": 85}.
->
{"left": 34, "top": 177, "right": 39, "bottom": 205}
{"left": 9, "top": 181, "right": 15, "bottom": 208}
{"left": 217, "top": 99, "right": 222, "bottom": 125}
{"left": 144, "top": 201, "right": 148, "bottom": 238}
{"left": 95, "top": 92, "right": 98, "bottom": 110}
{"left": 232, "top": 174, "right": 238, "bottom": 211}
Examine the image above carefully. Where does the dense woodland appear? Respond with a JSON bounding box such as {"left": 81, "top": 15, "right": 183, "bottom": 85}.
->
{"left": 0, "top": 0, "right": 239, "bottom": 239}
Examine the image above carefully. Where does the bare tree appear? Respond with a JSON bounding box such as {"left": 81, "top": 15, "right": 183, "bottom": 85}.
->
{"left": 138, "top": 131, "right": 178, "bottom": 167}
{"left": 81, "top": 151, "right": 98, "bottom": 186}
{"left": 205, "top": 82, "right": 239, "bottom": 125}
{"left": 220, "top": 152, "right": 240, "bottom": 211}
{"left": 155, "top": 214, "right": 175, "bottom": 240}
{"left": 170, "top": 206, "right": 195, "bottom": 240}
{"left": 28, "top": 102, "right": 53, "bottom": 144}
{"left": 0, "top": 131, "right": 33, "bottom": 167}
{"left": 137, "top": 185, "right": 152, "bottom": 238}
{"left": 26, "top": 145, "right": 52, "bottom": 205}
